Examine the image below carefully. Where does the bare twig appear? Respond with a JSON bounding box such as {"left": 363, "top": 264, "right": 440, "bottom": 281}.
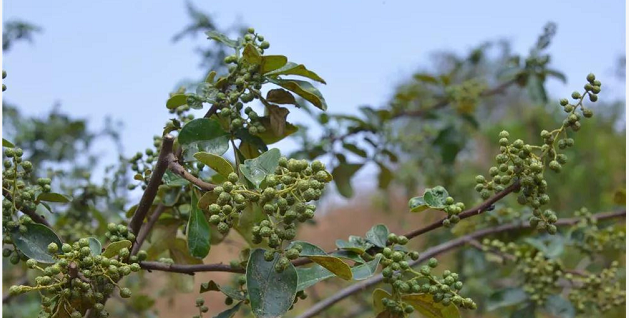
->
{"left": 294, "top": 209, "right": 625, "bottom": 318}
{"left": 139, "top": 261, "right": 244, "bottom": 275}
{"left": 128, "top": 135, "right": 175, "bottom": 236}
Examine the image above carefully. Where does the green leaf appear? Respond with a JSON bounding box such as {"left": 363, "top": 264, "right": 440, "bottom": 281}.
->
{"left": 2, "top": 138, "right": 15, "bottom": 148}
{"left": 413, "top": 73, "right": 440, "bottom": 85}
{"left": 350, "top": 255, "right": 381, "bottom": 280}
{"left": 163, "top": 170, "right": 189, "bottom": 187}
{"left": 296, "top": 264, "right": 334, "bottom": 291}
{"left": 102, "top": 240, "right": 132, "bottom": 258}
{"left": 409, "top": 186, "right": 450, "bottom": 213}
{"left": 330, "top": 250, "right": 364, "bottom": 263}
{"left": 527, "top": 74, "right": 547, "bottom": 104}
{"left": 200, "top": 280, "right": 246, "bottom": 301}
{"left": 487, "top": 288, "right": 528, "bottom": 311}
{"left": 342, "top": 143, "right": 367, "bottom": 158}
{"left": 194, "top": 152, "right": 234, "bottom": 177}
{"left": 288, "top": 241, "right": 352, "bottom": 280}
{"left": 332, "top": 163, "right": 362, "bottom": 198}
{"left": 179, "top": 118, "right": 230, "bottom": 158}
{"left": 257, "top": 118, "right": 298, "bottom": 145}
{"left": 523, "top": 236, "right": 564, "bottom": 259}
{"left": 169, "top": 238, "right": 202, "bottom": 265}
{"left": 187, "top": 191, "right": 211, "bottom": 259}
{"left": 37, "top": 192, "right": 72, "bottom": 203}
{"left": 544, "top": 295, "right": 575, "bottom": 318}
{"left": 267, "top": 78, "right": 327, "bottom": 111}
{"left": 266, "top": 104, "right": 290, "bottom": 137}
{"left": 365, "top": 224, "right": 389, "bottom": 248}
{"left": 213, "top": 302, "right": 243, "bottom": 318}
{"left": 166, "top": 94, "right": 188, "bottom": 110}
{"left": 377, "top": 163, "right": 393, "bottom": 189}
{"left": 409, "top": 196, "right": 428, "bottom": 213}
{"left": 401, "top": 294, "right": 461, "bottom": 318}
{"left": 372, "top": 288, "right": 392, "bottom": 314}
{"left": 239, "top": 148, "right": 281, "bottom": 188}
{"left": 205, "top": 71, "right": 217, "bottom": 83}
{"left": 88, "top": 237, "right": 102, "bottom": 255}
{"left": 261, "top": 55, "right": 288, "bottom": 74}
{"left": 266, "top": 88, "right": 296, "bottom": 105}
{"left": 335, "top": 239, "right": 367, "bottom": 254}
{"left": 265, "top": 62, "right": 326, "bottom": 84}
{"left": 206, "top": 30, "right": 239, "bottom": 48}
{"left": 9, "top": 223, "right": 62, "bottom": 263}
{"left": 243, "top": 44, "right": 262, "bottom": 64}
{"left": 545, "top": 69, "right": 567, "bottom": 84}
{"left": 246, "top": 249, "right": 298, "bottom": 318}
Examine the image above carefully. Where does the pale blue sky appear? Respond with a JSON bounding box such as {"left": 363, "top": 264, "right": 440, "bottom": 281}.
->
{"left": 3, "top": 0, "right": 626, "bottom": 170}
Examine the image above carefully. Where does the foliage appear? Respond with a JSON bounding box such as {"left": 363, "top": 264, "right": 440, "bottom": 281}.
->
{"left": 2, "top": 14, "right": 625, "bottom": 318}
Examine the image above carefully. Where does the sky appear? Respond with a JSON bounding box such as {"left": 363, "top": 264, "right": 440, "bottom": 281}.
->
{"left": 2, "top": 0, "right": 626, "bottom": 192}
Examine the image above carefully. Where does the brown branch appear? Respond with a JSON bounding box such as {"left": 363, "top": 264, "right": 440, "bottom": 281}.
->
{"left": 392, "top": 79, "right": 517, "bottom": 118}
{"left": 131, "top": 204, "right": 166, "bottom": 256}
{"left": 167, "top": 154, "right": 215, "bottom": 191}
{"left": 128, "top": 135, "right": 174, "bottom": 236}
{"left": 403, "top": 181, "right": 521, "bottom": 240}
{"left": 295, "top": 209, "right": 625, "bottom": 318}
{"left": 139, "top": 261, "right": 244, "bottom": 275}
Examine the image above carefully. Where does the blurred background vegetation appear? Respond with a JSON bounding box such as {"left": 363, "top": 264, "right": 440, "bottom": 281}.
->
{"left": 2, "top": 3, "right": 625, "bottom": 318}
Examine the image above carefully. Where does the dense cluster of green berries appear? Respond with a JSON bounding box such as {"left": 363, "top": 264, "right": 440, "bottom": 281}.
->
{"left": 473, "top": 75, "right": 599, "bottom": 235}
{"left": 445, "top": 79, "right": 487, "bottom": 114}
{"left": 105, "top": 222, "right": 136, "bottom": 243}
{"left": 190, "top": 27, "right": 272, "bottom": 135}
{"left": 207, "top": 173, "right": 251, "bottom": 234}
{"left": 441, "top": 196, "right": 466, "bottom": 228}
{"left": 8, "top": 238, "right": 147, "bottom": 318}
{"left": 377, "top": 233, "right": 476, "bottom": 315}
{"left": 251, "top": 158, "right": 330, "bottom": 269}
{"left": 571, "top": 207, "right": 625, "bottom": 253}
{"left": 567, "top": 261, "right": 625, "bottom": 313}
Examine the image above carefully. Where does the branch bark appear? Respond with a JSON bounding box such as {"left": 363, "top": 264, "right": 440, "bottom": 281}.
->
{"left": 128, "top": 135, "right": 175, "bottom": 236}
{"left": 167, "top": 154, "right": 215, "bottom": 191}
{"left": 131, "top": 204, "right": 166, "bottom": 256}
{"left": 295, "top": 209, "right": 625, "bottom": 318}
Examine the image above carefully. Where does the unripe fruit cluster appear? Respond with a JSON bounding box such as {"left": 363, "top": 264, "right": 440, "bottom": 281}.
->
{"left": 441, "top": 196, "right": 466, "bottom": 228}
{"left": 568, "top": 261, "right": 625, "bottom": 313}
{"left": 105, "top": 222, "right": 136, "bottom": 243}
{"left": 445, "top": 79, "right": 487, "bottom": 114}
{"left": 377, "top": 233, "right": 476, "bottom": 314}
{"left": 9, "top": 237, "right": 147, "bottom": 318}
{"left": 572, "top": 207, "right": 625, "bottom": 253}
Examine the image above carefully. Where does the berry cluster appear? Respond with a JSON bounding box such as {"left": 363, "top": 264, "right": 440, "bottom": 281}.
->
{"left": 105, "top": 222, "right": 136, "bottom": 243}
{"left": 8, "top": 238, "right": 147, "bottom": 318}
{"left": 127, "top": 137, "right": 163, "bottom": 190}
{"left": 441, "top": 196, "right": 466, "bottom": 228}
{"left": 445, "top": 79, "right": 487, "bottom": 114}
{"left": 474, "top": 74, "right": 600, "bottom": 234}
{"left": 571, "top": 207, "right": 625, "bottom": 253}
{"left": 193, "top": 27, "right": 272, "bottom": 135}
{"left": 192, "top": 297, "right": 209, "bottom": 318}
{"left": 207, "top": 173, "right": 251, "bottom": 234}
{"left": 377, "top": 233, "right": 476, "bottom": 315}
{"left": 567, "top": 261, "right": 626, "bottom": 314}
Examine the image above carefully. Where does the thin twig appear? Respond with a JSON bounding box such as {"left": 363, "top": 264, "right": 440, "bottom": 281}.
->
{"left": 167, "top": 154, "right": 215, "bottom": 191}
{"left": 294, "top": 209, "right": 625, "bottom": 318}
{"left": 139, "top": 261, "right": 244, "bottom": 275}
{"left": 2, "top": 190, "right": 51, "bottom": 227}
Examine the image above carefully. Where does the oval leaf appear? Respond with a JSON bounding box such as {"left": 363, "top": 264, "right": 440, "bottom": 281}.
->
{"left": 239, "top": 148, "right": 281, "bottom": 188}
{"left": 187, "top": 191, "right": 211, "bottom": 259}
{"left": 267, "top": 78, "right": 327, "bottom": 111}
{"left": 194, "top": 152, "right": 234, "bottom": 177}
{"left": 246, "top": 249, "right": 298, "bottom": 318}
{"left": 88, "top": 237, "right": 102, "bottom": 255}
{"left": 166, "top": 94, "right": 188, "bottom": 110}
{"left": 10, "top": 223, "right": 62, "bottom": 263}
{"left": 102, "top": 240, "right": 132, "bottom": 258}
{"left": 401, "top": 294, "right": 461, "bottom": 318}
{"left": 265, "top": 62, "right": 326, "bottom": 84}
{"left": 288, "top": 241, "right": 352, "bottom": 280}
{"left": 332, "top": 163, "right": 363, "bottom": 198}
{"left": 179, "top": 118, "right": 230, "bottom": 158}
{"left": 37, "top": 192, "right": 72, "bottom": 203}
{"left": 366, "top": 224, "right": 389, "bottom": 248}
{"left": 261, "top": 55, "right": 288, "bottom": 74}
{"left": 266, "top": 89, "right": 296, "bottom": 105}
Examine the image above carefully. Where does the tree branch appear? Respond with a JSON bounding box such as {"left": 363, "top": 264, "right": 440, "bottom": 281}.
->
{"left": 128, "top": 135, "right": 174, "bottom": 236}
{"left": 392, "top": 79, "right": 517, "bottom": 118}
{"left": 403, "top": 181, "right": 521, "bottom": 240}
{"left": 131, "top": 204, "right": 166, "bottom": 256}
{"left": 295, "top": 209, "right": 625, "bottom": 318}
{"left": 139, "top": 261, "right": 244, "bottom": 274}
{"left": 167, "top": 154, "right": 215, "bottom": 191}
{"left": 2, "top": 190, "right": 51, "bottom": 227}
